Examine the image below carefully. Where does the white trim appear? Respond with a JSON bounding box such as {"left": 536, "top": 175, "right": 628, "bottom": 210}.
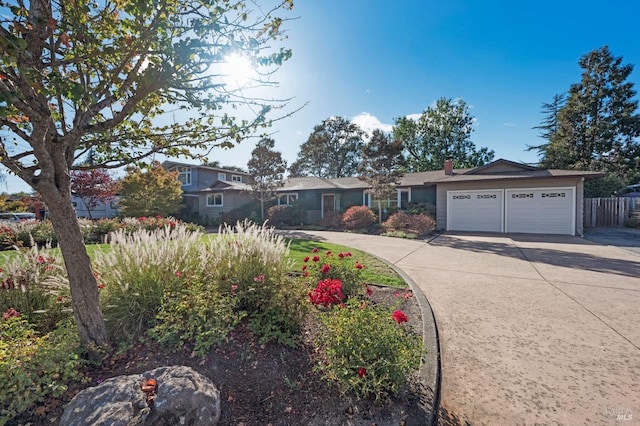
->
{"left": 321, "top": 193, "right": 336, "bottom": 218}
{"left": 397, "top": 188, "right": 412, "bottom": 209}
{"left": 231, "top": 174, "right": 242, "bottom": 182}
{"left": 277, "top": 193, "right": 298, "bottom": 206}
{"left": 206, "top": 193, "right": 223, "bottom": 207}
{"left": 177, "top": 166, "right": 191, "bottom": 186}
{"left": 362, "top": 190, "right": 371, "bottom": 207}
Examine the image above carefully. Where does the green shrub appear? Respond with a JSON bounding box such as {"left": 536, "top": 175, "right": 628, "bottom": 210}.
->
{"left": 148, "top": 276, "right": 245, "bottom": 357}
{"left": 0, "top": 317, "right": 86, "bottom": 423}
{"left": 314, "top": 298, "right": 422, "bottom": 400}
{"left": 625, "top": 208, "right": 640, "bottom": 228}
{"left": 342, "top": 206, "right": 377, "bottom": 230}
{"left": 95, "top": 224, "right": 205, "bottom": 341}
{"left": 301, "top": 248, "right": 365, "bottom": 298}
{"left": 380, "top": 230, "right": 418, "bottom": 239}
{"left": 0, "top": 225, "right": 18, "bottom": 251}
{"left": 248, "top": 274, "right": 308, "bottom": 346}
{"left": 12, "top": 220, "right": 57, "bottom": 247}
{"left": 0, "top": 246, "right": 70, "bottom": 332}
{"left": 407, "top": 201, "right": 436, "bottom": 217}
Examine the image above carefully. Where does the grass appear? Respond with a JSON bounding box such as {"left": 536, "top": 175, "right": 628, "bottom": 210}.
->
{"left": 0, "top": 235, "right": 405, "bottom": 288}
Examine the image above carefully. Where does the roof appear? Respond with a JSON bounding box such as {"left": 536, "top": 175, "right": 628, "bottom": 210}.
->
{"left": 277, "top": 159, "right": 606, "bottom": 191}
{"left": 162, "top": 160, "right": 249, "bottom": 176}
{"left": 280, "top": 176, "right": 370, "bottom": 191}
{"left": 185, "top": 180, "right": 251, "bottom": 193}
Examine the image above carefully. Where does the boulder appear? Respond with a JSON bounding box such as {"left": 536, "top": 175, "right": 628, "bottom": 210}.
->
{"left": 61, "top": 366, "right": 220, "bottom": 426}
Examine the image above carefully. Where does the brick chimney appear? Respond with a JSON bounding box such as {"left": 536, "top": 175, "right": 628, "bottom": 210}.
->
{"left": 444, "top": 158, "right": 453, "bottom": 175}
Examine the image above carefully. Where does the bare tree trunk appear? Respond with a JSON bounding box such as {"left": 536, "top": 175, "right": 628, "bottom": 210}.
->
{"left": 40, "top": 188, "right": 109, "bottom": 348}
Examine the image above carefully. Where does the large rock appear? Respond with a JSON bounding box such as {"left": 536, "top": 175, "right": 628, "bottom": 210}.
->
{"left": 61, "top": 366, "right": 220, "bottom": 426}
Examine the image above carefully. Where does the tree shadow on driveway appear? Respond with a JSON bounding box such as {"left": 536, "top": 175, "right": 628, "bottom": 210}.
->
{"left": 429, "top": 233, "right": 640, "bottom": 280}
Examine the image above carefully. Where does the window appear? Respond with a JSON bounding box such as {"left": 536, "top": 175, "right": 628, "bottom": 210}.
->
{"left": 218, "top": 173, "right": 226, "bottom": 181}
{"left": 177, "top": 166, "right": 191, "bottom": 186}
{"left": 206, "top": 193, "right": 223, "bottom": 207}
{"left": 231, "top": 175, "right": 242, "bottom": 182}
{"left": 278, "top": 193, "right": 298, "bottom": 205}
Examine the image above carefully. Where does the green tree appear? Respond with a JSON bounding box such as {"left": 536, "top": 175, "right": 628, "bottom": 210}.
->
{"left": 0, "top": 0, "right": 293, "bottom": 347}
{"left": 247, "top": 138, "right": 287, "bottom": 220}
{"left": 358, "top": 130, "right": 405, "bottom": 223}
{"left": 527, "top": 93, "right": 566, "bottom": 156}
{"left": 394, "top": 98, "right": 494, "bottom": 172}
{"left": 289, "top": 117, "right": 364, "bottom": 178}
{"left": 538, "top": 46, "right": 640, "bottom": 195}
{"left": 120, "top": 162, "right": 183, "bottom": 217}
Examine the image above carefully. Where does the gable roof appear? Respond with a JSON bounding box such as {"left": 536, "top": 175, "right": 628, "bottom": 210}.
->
{"left": 280, "top": 176, "right": 369, "bottom": 191}
{"left": 197, "top": 180, "right": 251, "bottom": 192}
{"left": 430, "top": 159, "right": 606, "bottom": 184}
{"left": 162, "top": 160, "right": 249, "bottom": 176}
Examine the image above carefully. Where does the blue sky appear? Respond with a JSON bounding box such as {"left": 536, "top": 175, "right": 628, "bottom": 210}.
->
{"left": 3, "top": 0, "right": 640, "bottom": 193}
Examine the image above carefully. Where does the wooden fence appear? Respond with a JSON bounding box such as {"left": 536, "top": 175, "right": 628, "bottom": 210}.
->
{"left": 584, "top": 197, "right": 640, "bottom": 228}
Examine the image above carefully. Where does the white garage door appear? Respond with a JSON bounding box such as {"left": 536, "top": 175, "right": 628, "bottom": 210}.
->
{"left": 505, "top": 188, "right": 575, "bottom": 235}
{"left": 447, "top": 190, "right": 503, "bottom": 232}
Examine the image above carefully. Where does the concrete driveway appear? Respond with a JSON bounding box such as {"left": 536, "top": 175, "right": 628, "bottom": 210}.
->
{"left": 297, "top": 231, "right": 640, "bottom": 426}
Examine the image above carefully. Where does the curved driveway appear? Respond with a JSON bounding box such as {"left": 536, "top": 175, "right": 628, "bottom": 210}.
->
{"left": 298, "top": 231, "right": 640, "bottom": 425}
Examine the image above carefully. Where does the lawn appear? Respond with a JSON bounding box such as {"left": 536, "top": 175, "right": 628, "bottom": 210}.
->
{"left": 0, "top": 235, "right": 405, "bottom": 288}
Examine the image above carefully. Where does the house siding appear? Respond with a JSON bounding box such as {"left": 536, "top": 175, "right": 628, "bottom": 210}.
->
{"left": 436, "top": 177, "right": 584, "bottom": 234}
{"left": 198, "top": 192, "right": 252, "bottom": 219}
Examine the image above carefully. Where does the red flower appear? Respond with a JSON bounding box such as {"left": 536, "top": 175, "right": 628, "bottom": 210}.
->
{"left": 392, "top": 310, "right": 408, "bottom": 324}
{"left": 366, "top": 285, "right": 373, "bottom": 296}
{"left": 355, "top": 262, "right": 364, "bottom": 270}
{"left": 321, "top": 264, "right": 330, "bottom": 274}
{"left": 304, "top": 272, "right": 309, "bottom": 277}
{"left": 175, "top": 271, "right": 182, "bottom": 277}
{"left": 97, "top": 283, "right": 106, "bottom": 289}
{"left": 312, "top": 248, "right": 319, "bottom": 253}
{"left": 338, "top": 253, "right": 344, "bottom": 259}
{"left": 302, "top": 265, "right": 307, "bottom": 271}
{"left": 325, "top": 250, "right": 332, "bottom": 256}
{"left": 303, "top": 256, "right": 310, "bottom": 263}
{"left": 308, "top": 278, "right": 344, "bottom": 307}
{"left": 253, "top": 274, "right": 265, "bottom": 283}
{"left": 312, "top": 256, "right": 320, "bottom": 263}
{"left": 2, "top": 308, "right": 20, "bottom": 320}
{"left": 358, "top": 367, "right": 366, "bottom": 378}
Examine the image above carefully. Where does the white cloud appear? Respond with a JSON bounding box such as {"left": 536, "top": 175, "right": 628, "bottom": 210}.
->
{"left": 351, "top": 112, "right": 393, "bottom": 137}
{"left": 405, "top": 113, "right": 422, "bottom": 121}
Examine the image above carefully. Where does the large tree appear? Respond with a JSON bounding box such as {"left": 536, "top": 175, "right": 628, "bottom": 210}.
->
{"left": 119, "top": 162, "right": 183, "bottom": 217}
{"left": 527, "top": 93, "right": 566, "bottom": 156}
{"left": 247, "top": 137, "right": 286, "bottom": 220}
{"left": 289, "top": 116, "right": 364, "bottom": 178}
{"left": 0, "top": 0, "right": 293, "bottom": 347}
{"left": 537, "top": 46, "right": 640, "bottom": 195}
{"left": 394, "top": 98, "right": 494, "bottom": 172}
{"left": 358, "top": 129, "right": 405, "bottom": 223}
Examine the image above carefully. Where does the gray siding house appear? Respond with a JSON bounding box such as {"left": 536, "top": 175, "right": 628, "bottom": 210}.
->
{"left": 278, "top": 159, "right": 605, "bottom": 236}
{"left": 162, "top": 161, "right": 254, "bottom": 222}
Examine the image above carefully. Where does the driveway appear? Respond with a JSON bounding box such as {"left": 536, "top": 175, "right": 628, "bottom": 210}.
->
{"left": 296, "top": 231, "right": 640, "bottom": 425}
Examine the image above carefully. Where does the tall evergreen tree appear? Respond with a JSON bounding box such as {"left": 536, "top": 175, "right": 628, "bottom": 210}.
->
{"left": 539, "top": 46, "right": 640, "bottom": 195}
{"left": 393, "top": 98, "right": 494, "bottom": 172}
{"left": 247, "top": 138, "right": 287, "bottom": 220}
{"left": 358, "top": 130, "right": 406, "bottom": 223}
{"left": 528, "top": 93, "right": 566, "bottom": 156}
{"left": 289, "top": 117, "right": 364, "bottom": 178}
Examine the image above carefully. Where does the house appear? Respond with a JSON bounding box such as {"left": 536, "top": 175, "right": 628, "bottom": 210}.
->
{"left": 72, "top": 196, "right": 120, "bottom": 219}
{"left": 279, "top": 159, "right": 605, "bottom": 236}
{"left": 162, "top": 161, "right": 254, "bottom": 221}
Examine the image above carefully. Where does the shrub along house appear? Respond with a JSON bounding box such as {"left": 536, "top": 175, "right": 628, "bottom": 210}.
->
{"left": 278, "top": 159, "right": 605, "bottom": 236}
{"left": 162, "top": 161, "right": 254, "bottom": 223}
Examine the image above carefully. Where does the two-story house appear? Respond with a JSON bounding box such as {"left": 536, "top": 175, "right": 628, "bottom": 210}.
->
{"left": 162, "top": 161, "right": 254, "bottom": 222}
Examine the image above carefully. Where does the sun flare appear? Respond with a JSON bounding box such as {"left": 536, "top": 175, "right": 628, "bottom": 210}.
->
{"left": 221, "top": 53, "right": 256, "bottom": 87}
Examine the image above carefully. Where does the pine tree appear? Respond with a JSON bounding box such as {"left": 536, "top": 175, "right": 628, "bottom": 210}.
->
{"left": 540, "top": 46, "right": 640, "bottom": 195}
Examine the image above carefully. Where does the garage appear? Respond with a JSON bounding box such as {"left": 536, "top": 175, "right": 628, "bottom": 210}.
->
{"left": 447, "top": 189, "right": 503, "bottom": 232}
{"left": 446, "top": 187, "right": 576, "bottom": 235}
{"left": 505, "top": 187, "right": 575, "bottom": 235}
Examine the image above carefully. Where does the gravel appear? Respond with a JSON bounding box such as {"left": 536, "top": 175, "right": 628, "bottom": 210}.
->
{"left": 583, "top": 227, "right": 640, "bottom": 256}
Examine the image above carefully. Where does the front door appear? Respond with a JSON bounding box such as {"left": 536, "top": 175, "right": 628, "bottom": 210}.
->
{"left": 322, "top": 194, "right": 335, "bottom": 218}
